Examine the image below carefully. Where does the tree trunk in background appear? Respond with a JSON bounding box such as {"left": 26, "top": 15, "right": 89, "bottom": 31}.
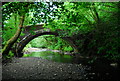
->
{"left": 62, "top": 37, "right": 79, "bottom": 53}
{"left": 2, "top": 15, "right": 25, "bottom": 56}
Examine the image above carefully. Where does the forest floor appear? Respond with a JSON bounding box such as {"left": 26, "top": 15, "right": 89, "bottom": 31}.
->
{"left": 2, "top": 52, "right": 120, "bottom": 81}
{"left": 2, "top": 57, "right": 89, "bottom": 81}
{"left": 2, "top": 56, "right": 120, "bottom": 81}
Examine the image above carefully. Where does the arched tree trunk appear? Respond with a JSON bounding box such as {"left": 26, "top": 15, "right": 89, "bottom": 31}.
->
{"left": 2, "top": 15, "right": 25, "bottom": 56}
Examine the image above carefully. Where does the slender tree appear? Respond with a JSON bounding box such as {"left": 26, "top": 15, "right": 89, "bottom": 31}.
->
{"left": 2, "top": 2, "right": 31, "bottom": 56}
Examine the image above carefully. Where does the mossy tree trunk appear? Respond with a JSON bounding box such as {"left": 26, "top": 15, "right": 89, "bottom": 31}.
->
{"left": 2, "top": 15, "right": 25, "bottom": 56}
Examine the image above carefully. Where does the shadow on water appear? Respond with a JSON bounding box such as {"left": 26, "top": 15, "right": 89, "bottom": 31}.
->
{"left": 23, "top": 51, "right": 120, "bottom": 81}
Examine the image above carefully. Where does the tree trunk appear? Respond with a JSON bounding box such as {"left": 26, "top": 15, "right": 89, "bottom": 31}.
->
{"left": 62, "top": 37, "right": 79, "bottom": 53}
{"left": 2, "top": 15, "right": 25, "bottom": 56}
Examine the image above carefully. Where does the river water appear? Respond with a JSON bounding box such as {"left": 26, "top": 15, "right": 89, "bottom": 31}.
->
{"left": 23, "top": 51, "right": 74, "bottom": 63}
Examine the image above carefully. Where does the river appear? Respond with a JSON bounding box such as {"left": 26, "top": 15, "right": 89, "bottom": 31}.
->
{"left": 23, "top": 48, "right": 76, "bottom": 63}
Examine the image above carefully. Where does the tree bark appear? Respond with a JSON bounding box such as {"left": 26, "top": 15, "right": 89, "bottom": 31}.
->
{"left": 62, "top": 37, "right": 79, "bottom": 53}
{"left": 2, "top": 15, "right": 25, "bottom": 56}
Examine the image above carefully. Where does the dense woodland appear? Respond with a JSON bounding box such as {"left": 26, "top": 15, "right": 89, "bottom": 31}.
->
{"left": 2, "top": 2, "right": 120, "bottom": 62}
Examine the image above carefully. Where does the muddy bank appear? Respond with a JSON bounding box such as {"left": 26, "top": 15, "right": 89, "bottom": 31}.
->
{"left": 2, "top": 57, "right": 89, "bottom": 81}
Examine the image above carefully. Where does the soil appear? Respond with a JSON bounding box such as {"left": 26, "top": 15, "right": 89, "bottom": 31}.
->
{"left": 2, "top": 57, "right": 90, "bottom": 81}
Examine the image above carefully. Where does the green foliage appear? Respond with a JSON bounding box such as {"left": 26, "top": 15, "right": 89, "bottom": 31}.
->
{"left": 29, "top": 36, "right": 48, "bottom": 48}
{"left": 2, "top": 2, "right": 120, "bottom": 61}
{"left": 2, "top": 14, "right": 19, "bottom": 45}
{"left": 63, "top": 46, "right": 73, "bottom": 52}
{"left": 2, "top": 2, "right": 36, "bottom": 21}
{"left": 45, "top": 36, "right": 73, "bottom": 52}
{"left": 23, "top": 43, "right": 32, "bottom": 52}
{"left": 4, "top": 51, "right": 14, "bottom": 59}
{"left": 25, "top": 35, "right": 73, "bottom": 52}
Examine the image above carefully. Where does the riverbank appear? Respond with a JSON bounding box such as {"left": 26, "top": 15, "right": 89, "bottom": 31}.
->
{"left": 2, "top": 57, "right": 89, "bottom": 81}
{"left": 23, "top": 48, "right": 74, "bottom": 55}
{"left": 2, "top": 47, "right": 120, "bottom": 81}
{"left": 2, "top": 56, "right": 120, "bottom": 81}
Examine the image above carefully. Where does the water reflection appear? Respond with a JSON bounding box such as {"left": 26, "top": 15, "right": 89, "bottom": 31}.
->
{"left": 23, "top": 51, "right": 73, "bottom": 63}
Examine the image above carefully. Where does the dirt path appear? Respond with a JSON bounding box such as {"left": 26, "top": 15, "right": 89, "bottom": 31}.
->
{"left": 2, "top": 57, "right": 90, "bottom": 81}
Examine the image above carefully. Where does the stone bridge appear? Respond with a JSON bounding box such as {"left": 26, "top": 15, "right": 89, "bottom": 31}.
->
{"left": 15, "top": 24, "right": 78, "bottom": 57}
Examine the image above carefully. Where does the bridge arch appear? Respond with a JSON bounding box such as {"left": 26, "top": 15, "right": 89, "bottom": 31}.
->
{"left": 15, "top": 24, "right": 78, "bottom": 57}
{"left": 15, "top": 29, "right": 78, "bottom": 57}
{"left": 15, "top": 29, "right": 57, "bottom": 57}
